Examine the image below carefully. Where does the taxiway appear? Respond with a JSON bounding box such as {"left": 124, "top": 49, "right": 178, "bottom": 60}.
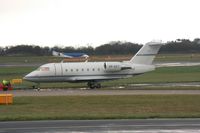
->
{"left": 2, "top": 89, "right": 200, "bottom": 97}
{"left": 0, "top": 119, "right": 200, "bottom": 133}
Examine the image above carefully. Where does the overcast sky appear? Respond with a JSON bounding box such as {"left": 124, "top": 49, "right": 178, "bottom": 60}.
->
{"left": 0, "top": 0, "right": 199, "bottom": 47}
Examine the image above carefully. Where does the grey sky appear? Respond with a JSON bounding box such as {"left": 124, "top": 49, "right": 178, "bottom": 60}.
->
{"left": 0, "top": 0, "right": 199, "bottom": 47}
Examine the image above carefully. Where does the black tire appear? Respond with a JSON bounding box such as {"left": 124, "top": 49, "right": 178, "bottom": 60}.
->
{"left": 90, "top": 86, "right": 95, "bottom": 89}
{"left": 88, "top": 82, "right": 94, "bottom": 89}
{"left": 96, "top": 83, "right": 101, "bottom": 88}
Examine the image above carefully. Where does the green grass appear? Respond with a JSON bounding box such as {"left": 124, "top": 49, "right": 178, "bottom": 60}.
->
{"left": 1, "top": 54, "right": 200, "bottom": 64}
{"left": 0, "top": 56, "right": 61, "bottom": 64}
{"left": 155, "top": 54, "right": 200, "bottom": 62}
{"left": 0, "top": 66, "right": 37, "bottom": 75}
{"left": 0, "top": 66, "right": 200, "bottom": 89}
{"left": 1, "top": 95, "right": 200, "bottom": 121}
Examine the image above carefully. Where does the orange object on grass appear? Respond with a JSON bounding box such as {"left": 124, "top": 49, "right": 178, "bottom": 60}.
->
{"left": 0, "top": 94, "right": 13, "bottom": 105}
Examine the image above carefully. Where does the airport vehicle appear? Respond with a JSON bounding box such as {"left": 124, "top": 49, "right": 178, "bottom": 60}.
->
{"left": 24, "top": 41, "right": 163, "bottom": 89}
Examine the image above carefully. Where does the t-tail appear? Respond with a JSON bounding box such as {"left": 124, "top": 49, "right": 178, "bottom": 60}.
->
{"left": 130, "top": 41, "right": 163, "bottom": 65}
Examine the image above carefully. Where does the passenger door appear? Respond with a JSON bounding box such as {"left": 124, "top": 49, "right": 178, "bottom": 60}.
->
{"left": 54, "top": 63, "right": 62, "bottom": 76}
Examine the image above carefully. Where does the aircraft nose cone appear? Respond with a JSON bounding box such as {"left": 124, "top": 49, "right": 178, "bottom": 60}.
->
{"left": 23, "top": 73, "right": 33, "bottom": 81}
{"left": 23, "top": 72, "right": 38, "bottom": 82}
{"left": 23, "top": 75, "right": 28, "bottom": 80}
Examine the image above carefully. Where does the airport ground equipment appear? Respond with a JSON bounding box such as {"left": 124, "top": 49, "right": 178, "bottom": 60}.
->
{"left": 0, "top": 80, "right": 12, "bottom": 91}
{"left": 0, "top": 94, "right": 13, "bottom": 105}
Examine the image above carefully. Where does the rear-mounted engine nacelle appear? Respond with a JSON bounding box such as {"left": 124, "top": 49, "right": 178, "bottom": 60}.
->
{"left": 104, "top": 62, "right": 122, "bottom": 72}
{"left": 104, "top": 62, "right": 132, "bottom": 72}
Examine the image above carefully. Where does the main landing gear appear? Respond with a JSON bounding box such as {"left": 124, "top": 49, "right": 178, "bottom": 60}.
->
{"left": 87, "top": 81, "right": 101, "bottom": 89}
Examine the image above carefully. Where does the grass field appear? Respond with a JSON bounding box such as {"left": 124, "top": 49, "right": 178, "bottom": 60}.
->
{"left": 1, "top": 53, "right": 200, "bottom": 64}
{"left": 156, "top": 54, "right": 200, "bottom": 62}
{"left": 0, "top": 65, "right": 200, "bottom": 89}
{"left": 0, "top": 95, "right": 200, "bottom": 121}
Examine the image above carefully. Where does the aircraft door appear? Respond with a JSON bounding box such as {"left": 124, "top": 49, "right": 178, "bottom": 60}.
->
{"left": 54, "top": 63, "right": 63, "bottom": 76}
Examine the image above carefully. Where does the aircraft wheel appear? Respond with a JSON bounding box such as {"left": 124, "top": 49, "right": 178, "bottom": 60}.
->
{"left": 36, "top": 83, "right": 41, "bottom": 91}
{"left": 96, "top": 83, "right": 101, "bottom": 88}
{"left": 87, "top": 82, "right": 97, "bottom": 89}
{"left": 90, "top": 86, "right": 95, "bottom": 89}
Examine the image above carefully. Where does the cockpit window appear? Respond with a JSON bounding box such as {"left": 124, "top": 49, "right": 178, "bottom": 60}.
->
{"left": 36, "top": 67, "right": 50, "bottom": 71}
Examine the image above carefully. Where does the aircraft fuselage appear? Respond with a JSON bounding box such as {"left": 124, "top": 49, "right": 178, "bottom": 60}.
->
{"left": 24, "top": 62, "right": 155, "bottom": 83}
{"left": 24, "top": 41, "right": 162, "bottom": 89}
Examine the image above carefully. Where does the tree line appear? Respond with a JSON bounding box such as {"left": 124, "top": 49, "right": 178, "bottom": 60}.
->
{"left": 0, "top": 38, "right": 200, "bottom": 56}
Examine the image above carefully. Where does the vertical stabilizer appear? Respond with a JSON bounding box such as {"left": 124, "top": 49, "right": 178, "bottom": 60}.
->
{"left": 130, "top": 41, "right": 163, "bottom": 65}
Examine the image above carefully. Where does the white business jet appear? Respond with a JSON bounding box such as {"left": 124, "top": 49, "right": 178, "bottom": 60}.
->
{"left": 24, "top": 41, "right": 163, "bottom": 89}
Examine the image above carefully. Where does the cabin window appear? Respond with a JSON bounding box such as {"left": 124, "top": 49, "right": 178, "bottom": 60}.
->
{"left": 98, "top": 68, "right": 100, "bottom": 71}
{"left": 87, "top": 68, "right": 89, "bottom": 71}
{"left": 76, "top": 69, "right": 79, "bottom": 72}
{"left": 66, "top": 69, "right": 68, "bottom": 72}
{"left": 92, "top": 68, "right": 95, "bottom": 71}
{"left": 36, "top": 67, "right": 49, "bottom": 71}
{"left": 71, "top": 69, "right": 73, "bottom": 72}
{"left": 82, "top": 68, "right": 84, "bottom": 71}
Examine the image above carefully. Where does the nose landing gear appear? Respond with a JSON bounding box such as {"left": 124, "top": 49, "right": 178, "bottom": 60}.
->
{"left": 87, "top": 81, "right": 101, "bottom": 89}
{"left": 33, "top": 83, "right": 41, "bottom": 91}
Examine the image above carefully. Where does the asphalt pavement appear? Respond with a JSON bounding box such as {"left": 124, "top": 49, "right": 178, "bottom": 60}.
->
{"left": 0, "top": 119, "right": 200, "bottom": 133}
{"left": 2, "top": 89, "right": 200, "bottom": 97}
